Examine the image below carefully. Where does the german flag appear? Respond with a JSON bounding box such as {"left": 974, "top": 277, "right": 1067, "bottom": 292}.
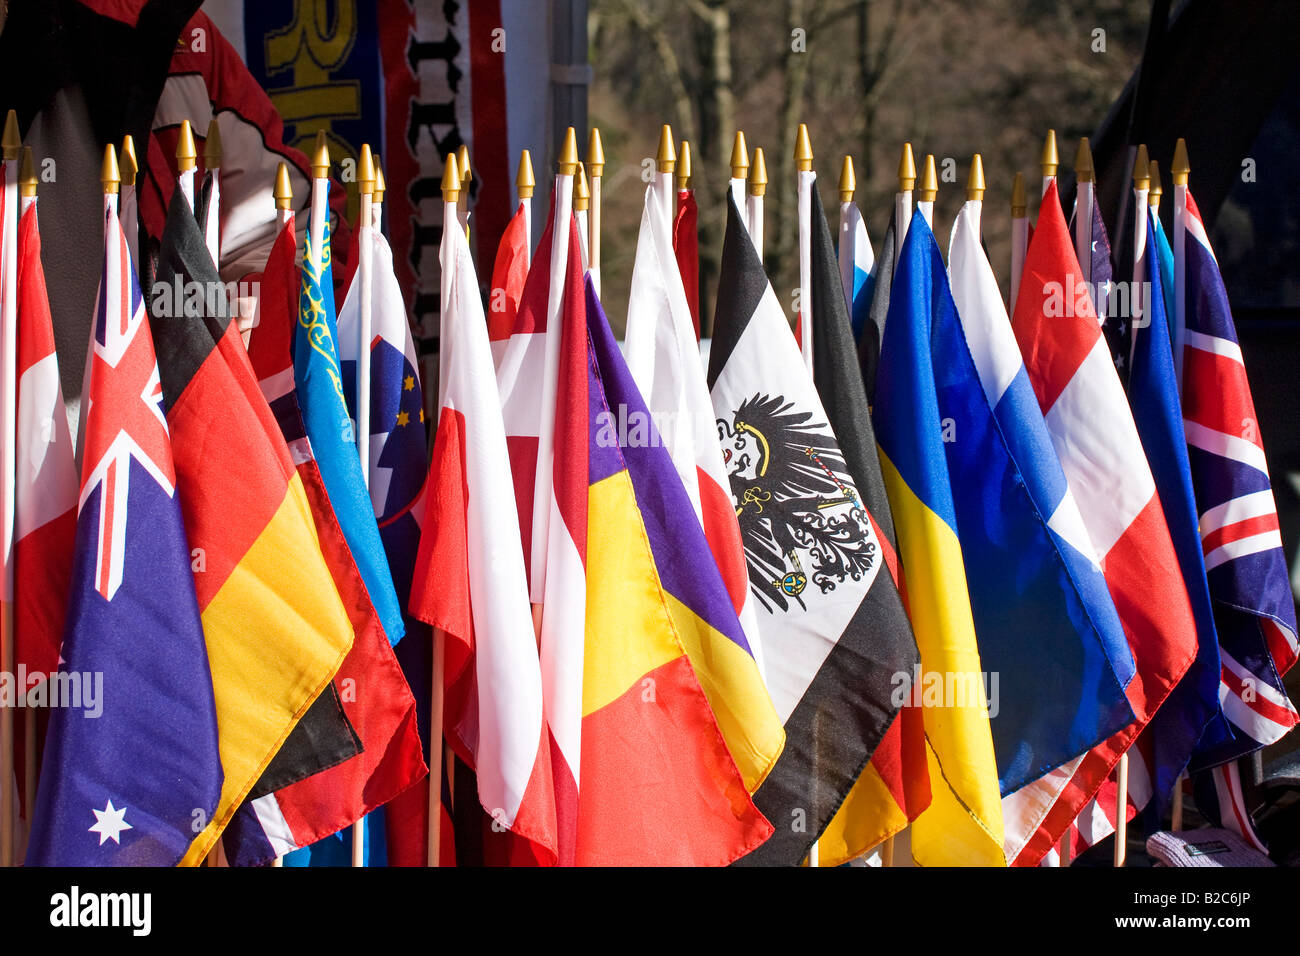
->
{"left": 147, "top": 188, "right": 356, "bottom": 865}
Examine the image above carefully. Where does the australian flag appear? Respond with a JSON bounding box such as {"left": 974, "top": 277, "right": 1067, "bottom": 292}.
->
{"left": 25, "top": 200, "right": 220, "bottom": 867}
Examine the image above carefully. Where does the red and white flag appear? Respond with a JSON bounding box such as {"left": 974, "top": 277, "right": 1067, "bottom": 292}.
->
{"left": 623, "top": 176, "right": 760, "bottom": 670}
{"left": 1003, "top": 181, "right": 1197, "bottom": 866}
{"left": 410, "top": 192, "right": 557, "bottom": 863}
{"left": 14, "top": 198, "right": 77, "bottom": 681}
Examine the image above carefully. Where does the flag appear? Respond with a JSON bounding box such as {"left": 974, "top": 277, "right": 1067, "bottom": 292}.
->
{"left": 808, "top": 185, "right": 930, "bottom": 864}
{"left": 25, "top": 198, "right": 220, "bottom": 867}
{"left": 1085, "top": 196, "right": 1113, "bottom": 320}
{"left": 294, "top": 178, "right": 404, "bottom": 645}
{"left": 150, "top": 190, "right": 422, "bottom": 866}
{"left": 837, "top": 197, "right": 875, "bottom": 343}
{"left": 408, "top": 195, "right": 557, "bottom": 863}
{"left": 945, "top": 199, "right": 1148, "bottom": 847}
{"left": 582, "top": 273, "right": 773, "bottom": 865}
{"left": 1125, "top": 206, "right": 1229, "bottom": 820}
{"left": 488, "top": 200, "right": 530, "bottom": 345}
{"left": 1180, "top": 191, "right": 1297, "bottom": 766}
{"left": 873, "top": 209, "right": 1006, "bottom": 866}
{"left": 1004, "top": 181, "right": 1197, "bottom": 866}
{"left": 672, "top": 186, "right": 700, "bottom": 339}
{"left": 857, "top": 208, "right": 895, "bottom": 405}
{"left": 708, "top": 192, "right": 919, "bottom": 866}
{"left": 14, "top": 201, "right": 77, "bottom": 682}
{"left": 1152, "top": 212, "right": 1175, "bottom": 336}
{"left": 622, "top": 178, "right": 780, "bottom": 793}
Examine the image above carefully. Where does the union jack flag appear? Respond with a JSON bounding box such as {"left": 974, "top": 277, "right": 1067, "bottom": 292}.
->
{"left": 1180, "top": 192, "right": 1298, "bottom": 759}
{"left": 78, "top": 201, "right": 174, "bottom": 601}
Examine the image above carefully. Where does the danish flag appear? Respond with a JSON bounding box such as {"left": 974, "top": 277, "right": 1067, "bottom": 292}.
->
{"left": 78, "top": 204, "right": 174, "bottom": 601}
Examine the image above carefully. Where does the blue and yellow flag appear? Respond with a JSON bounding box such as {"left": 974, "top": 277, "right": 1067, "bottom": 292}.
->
{"left": 873, "top": 210, "right": 1004, "bottom": 866}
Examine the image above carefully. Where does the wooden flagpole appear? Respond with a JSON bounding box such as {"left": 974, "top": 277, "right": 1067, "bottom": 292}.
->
{"left": 747, "top": 147, "right": 766, "bottom": 263}
{"left": 894, "top": 143, "right": 915, "bottom": 275}
{"left": 517, "top": 150, "right": 535, "bottom": 264}
{"left": 1171, "top": 138, "right": 1190, "bottom": 395}
{"left": 351, "top": 143, "right": 377, "bottom": 868}
{"left": 587, "top": 129, "right": 603, "bottom": 295}
{"left": 1010, "top": 172, "right": 1028, "bottom": 313}
{"left": 0, "top": 109, "right": 20, "bottom": 868}
{"left": 795, "top": 124, "right": 814, "bottom": 376}
{"left": 917, "top": 154, "right": 937, "bottom": 229}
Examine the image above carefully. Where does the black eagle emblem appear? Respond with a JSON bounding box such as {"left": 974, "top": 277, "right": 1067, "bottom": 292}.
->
{"left": 717, "top": 394, "right": 876, "bottom": 612}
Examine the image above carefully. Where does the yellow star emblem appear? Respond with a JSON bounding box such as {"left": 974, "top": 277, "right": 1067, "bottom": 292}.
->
{"left": 403, "top": 375, "right": 415, "bottom": 392}
{"left": 396, "top": 410, "right": 410, "bottom": 427}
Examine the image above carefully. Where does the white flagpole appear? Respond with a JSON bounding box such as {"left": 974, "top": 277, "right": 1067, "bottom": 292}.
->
{"left": 1010, "top": 172, "right": 1028, "bottom": 314}
{"left": 527, "top": 128, "right": 577, "bottom": 608}
{"left": 120, "top": 136, "right": 139, "bottom": 275}
{"left": 0, "top": 110, "right": 19, "bottom": 868}
{"left": 1171, "top": 138, "right": 1190, "bottom": 395}
{"left": 588, "top": 129, "right": 604, "bottom": 297}
{"left": 796, "top": 125, "right": 814, "bottom": 376}
{"left": 655, "top": 125, "right": 676, "bottom": 240}
{"left": 177, "top": 120, "right": 197, "bottom": 212}
{"left": 730, "top": 131, "right": 750, "bottom": 233}
{"left": 517, "top": 150, "right": 535, "bottom": 264}
{"left": 748, "top": 147, "right": 766, "bottom": 264}
{"left": 894, "top": 143, "right": 915, "bottom": 276}
{"left": 1041, "top": 128, "right": 1058, "bottom": 199}
{"left": 575, "top": 162, "right": 591, "bottom": 271}
{"left": 837, "top": 156, "right": 856, "bottom": 312}
{"left": 203, "top": 120, "right": 223, "bottom": 268}
{"left": 917, "top": 153, "right": 937, "bottom": 230}
{"left": 456, "top": 144, "right": 472, "bottom": 239}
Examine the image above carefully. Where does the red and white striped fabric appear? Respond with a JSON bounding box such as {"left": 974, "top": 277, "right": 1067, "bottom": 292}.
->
{"left": 14, "top": 197, "right": 77, "bottom": 680}
{"left": 622, "top": 176, "right": 762, "bottom": 672}
{"left": 1003, "top": 181, "right": 1197, "bottom": 866}
{"left": 409, "top": 199, "right": 557, "bottom": 861}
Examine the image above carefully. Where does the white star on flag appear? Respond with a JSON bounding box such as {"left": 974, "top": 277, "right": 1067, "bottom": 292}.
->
{"left": 89, "top": 800, "right": 133, "bottom": 846}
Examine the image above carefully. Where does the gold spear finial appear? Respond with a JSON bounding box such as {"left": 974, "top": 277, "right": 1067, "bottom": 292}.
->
{"left": 517, "top": 149, "right": 535, "bottom": 199}
{"left": 204, "top": 118, "right": 223, "bottom": 168}
{"left": 918, "top": 153, "right": 938, "bottom": 202}
{"left": 677, "top": 140, "right": 692, "bottom": 190}
{"left": 1133, "top": 143, "right": 1151, "bottom": 190}
{"left": 1148, "top": 160, "right": 1162, "bottom": 205}
{"left": 176, "top": 119, "right": 197, "bottom": 173}
{"left": 311, "top": 130, "right": 330, "bottom": 178}
{"left": 442, "top": 152, "right": 461, "bottom": 202}
{"left": 1011, "top": 171, "right": 1027, "bottom": 217}
{"left": 1041, "top": 128, "right": 1059, "bottom": 178}
{"left": 574, "top": 162, "right": 590, "bottom": 211}
{"left": 795, "top": 123, "right": 813, "bottom": 172}
{"left": 373, "top": 158, "right": 386, "bottom": 204}
{"left": 966, "top": 153, "right": 986, "bottom": 201}
{"left": 120, "top": 135, "right": 138, "bottom": 188}
{"left": 730, "top": 130, "right": 749, "bottom": 178}
{"left": 457, "top": 143, "right": 472, "bottom": 189}
{"left": 558, "top": 126, "right": 579, "bottom": 175}
{"left": 839, "top": 156, "right": 856, "bottom": 203}
{"left": 749, "top": 146, "right": 768, "bottom": 197}
{"left": 101, "top": 143, "right": 120, "bottom": 195}
{"left": 587, "top": 127, "right": 605, "bottom": 177}
{"left": 1171, "top": 137, "right": 1190, "bottom": 186}
{"left": 1074, "top": 137, "right": 1094, "bottom": 183}
{"left": 898, "top": 142, "right": 916, "bottom": 192}
{"left": 19, "top": 147, "right": 37, "bottom": 198}
{"left": 656, "top": 124, "right": 676, "bottom": 174}
{"left": 274, "top": 161, "right": 293, "bottom": 210}
{"left": 358, "top": 143, "right": 376, "bottom": 197}
{"left": 2, "top": 110, "right": 20, "bottom": 161}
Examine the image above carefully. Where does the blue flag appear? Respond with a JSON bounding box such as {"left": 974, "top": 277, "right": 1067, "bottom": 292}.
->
{"left": 26, "top": 207, "right": 220, "bottom": 866}
{"left": 294, "top": 182, "right": 404, "bottom": 646}
{"left": 943, "top": 203, "right": 1136, "bottom": 799}
{"left": 1129, "top": 208, "right": 1231, "bottom": 816}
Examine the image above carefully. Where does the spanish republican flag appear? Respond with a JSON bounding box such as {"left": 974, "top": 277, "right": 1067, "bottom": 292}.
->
{"left": 409, "top": 186, "right": 557, "bottom": 863}
{"left": 146, "top": 189, "right": 357, "bottom": 865}
{"left": 580, "top": 272, "right": 773, "bottom": 866}
{"left": 873, "top": 209, "right": 1005, "bottom": 866}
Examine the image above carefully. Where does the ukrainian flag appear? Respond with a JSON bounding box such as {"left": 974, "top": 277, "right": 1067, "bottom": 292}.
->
{"left": 873, "top": 210, "right": 1005, "bottom": 866}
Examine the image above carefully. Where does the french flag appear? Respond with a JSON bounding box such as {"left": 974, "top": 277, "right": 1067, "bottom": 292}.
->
{"left": 1005, "top": 181, "right": 1197, "bottom": 866}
